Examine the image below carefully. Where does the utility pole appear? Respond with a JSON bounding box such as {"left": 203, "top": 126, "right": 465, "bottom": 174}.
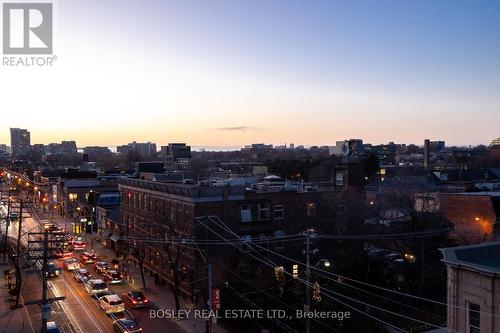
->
{"left": 4, "top": 188, "right": 11, "bottom": 262}
{"left": 305, "top": 231, "right": 311, "bottom": 333}
{"left": 41, "top": 229, "right": 49, "bottom": 333}
{"left": 16, "top": 200, "right": 23, "bottom": 259}
{"left": 13, "top": 200, "right": 23, "bottom": 308}
{"left": 206, "top": 263, "right": 212, "bottom": 333}
{"left": 23, "top": 230, "right": 64, "bottom": 331}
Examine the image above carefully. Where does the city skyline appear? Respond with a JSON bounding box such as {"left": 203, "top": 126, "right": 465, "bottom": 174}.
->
{"left": 1, "top": 0, "right": 499, "bottom": 147}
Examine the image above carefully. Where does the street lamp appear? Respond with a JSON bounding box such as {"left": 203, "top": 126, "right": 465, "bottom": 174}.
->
{"left": 312, "top": 259, "right": 331, "bottom": 269}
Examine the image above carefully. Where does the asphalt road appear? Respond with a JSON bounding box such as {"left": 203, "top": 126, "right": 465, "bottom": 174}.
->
{"left": 2, "top": 192, "right": 182, "bottom": 333}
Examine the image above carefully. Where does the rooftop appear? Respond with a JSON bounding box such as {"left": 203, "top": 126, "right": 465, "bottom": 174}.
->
{"left": 441, "top": 241, "right": 500, "bottom": 274}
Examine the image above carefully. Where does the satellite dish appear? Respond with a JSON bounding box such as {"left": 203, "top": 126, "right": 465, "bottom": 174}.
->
{"left": 341, "top": 141, "right": 351, "bottom": 156}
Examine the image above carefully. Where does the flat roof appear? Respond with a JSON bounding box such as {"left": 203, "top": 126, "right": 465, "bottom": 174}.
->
{"left": 441, "top": 241, "right": 500, "bottom": 274}
{"left": 447, "top": 191, "right": 500, "bottom": 197}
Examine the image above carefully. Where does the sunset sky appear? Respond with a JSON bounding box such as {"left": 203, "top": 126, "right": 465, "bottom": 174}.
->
{"left": 1, "top": 0, "right": 499, "bottom": 148}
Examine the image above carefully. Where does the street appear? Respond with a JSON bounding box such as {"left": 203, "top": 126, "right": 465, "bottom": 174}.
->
{"left": 1, "top": 188, "right": 183, "bottom": 333}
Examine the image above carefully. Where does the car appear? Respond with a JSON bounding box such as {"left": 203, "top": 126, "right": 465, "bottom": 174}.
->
{"left": 73, "top": 240, "right": 86, "bottom": 250}
{"left": 85, "top": 279, "right": 108, "bottom": 297}
{"left": 99, "top": 294, "right": 125, "bottom": 315}
{"left": 113, "top": 318, "right": 143, "bottom": 333}
{"left": 102, "top": 270, "right": 123, "bottom": 284}
{"left": 93, "top": 261, "right": 110, "bottom": 273}
{"left": 73, "top": 268, "right": 90, "bottom": 283}
{"left": 367, "top": 249, "right": 393, "bottom": 259}
{"left": 80, "top": 252, "right": 97, "bottom": 264}
{"left": 63, "top": 258, "right": 80, "bottom": 271}
{"left": 55, "top": 247, "right": 73, "bottom": 260}
{"left": 8, "top": 212, "right": 19, "bottom": 221}
{"left": 47, "top": 321, "right": 61, "bottom": 333}
{"left": 95, "top": 289, "right": 117, "bottom": 299}
{"left": 46, "top": 262, "right": 62, "bottom": 278}
{"left": 383, "top": 253, "right": 404, "bottom": 264}
{"left": 122, "top": 290, "right": 149, "bottom": 308}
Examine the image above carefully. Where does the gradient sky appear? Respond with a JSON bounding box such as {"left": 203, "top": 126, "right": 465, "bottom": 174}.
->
{"left": 1, "top": 0, "right": 499, "bottom": 147}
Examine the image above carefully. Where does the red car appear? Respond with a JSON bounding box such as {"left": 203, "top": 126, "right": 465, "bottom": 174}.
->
{"left": 102, "top": 270, "right": 123, "bottom": 284}
{"left": 80, "top": 252, "right": 97, "bottom": 264}
{"left": 122, "top": 291, "right": 149, "bottom": 308}
{"left": 55, "top": 247, "right": 73, "bottom": 260}
{"left": 73, "top": 240, "right": 86, "bottom": 250}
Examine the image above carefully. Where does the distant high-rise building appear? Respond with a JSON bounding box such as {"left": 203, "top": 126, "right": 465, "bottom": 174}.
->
{"left": 31, "top": 144, "right": 46, "bottom": 156}
{"left": 0, "top": 144, "right": 8, "bottom": 156}
{"left": 10, "top": 128, "right": 31, "bottom": 157}
{"left": 61, "top": 141, "right": 78, "bottom": 155}
{"left": 83, "top": 146, "right": 112, "bottom": 161}
{"left": 429, "top": 140, "right": 445, "bottom": 152}
{"left": 490, "top": 137, "right": 500, "bottom": 147}
{"left": 117, "top": 141, "right": 157, "bottom": 157}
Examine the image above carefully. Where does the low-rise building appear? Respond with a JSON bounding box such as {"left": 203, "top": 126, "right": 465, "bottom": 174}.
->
{"left": 439, "top": 192, "right": 500, "bottom": 243}
{"left": 118, "top": 177, "right": 341, "bottom": 302}
{"left": 441, "top": 241, "right": 500, "bottom": 333}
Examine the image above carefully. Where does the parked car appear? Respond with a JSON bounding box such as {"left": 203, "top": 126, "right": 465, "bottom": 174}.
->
{"left": 80, "top": 252, "right": 97, "bottom": 264}
{"left": 99, "top": 294, "right": 125, "bottom": 315}
{"left": 383, "top": 253, "right": 404, "bottom": 264}
{"left": 85, "top": 279, "right": 108, "bottom": 298}
{"left": 113, "top": 318, "right": 142, "bottom": 333}
{"left": 93, "top": 261, "right": 110, "bottom": 274}
{"left": 367, "top": 249, "right": 393, "bottom": 259}
{"left": 102, "top": 270, "right": 123, "bottom": 284}
{"left": 122, "top": 290, "right": 149, "bottom": 308}
{"left": 63, "top": 258, "right": 80, "bottom": 271}
{"left": 73, "top": 268, "right": 90, "bottom": 283}
{"left": 47, "top": 321, "right": 61, "bottom": 333}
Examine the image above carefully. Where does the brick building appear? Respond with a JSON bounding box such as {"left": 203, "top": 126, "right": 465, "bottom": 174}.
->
{"left": 118, "top": 178, "right": 340, "bottom": 302}
{"left": 439, "top": 192, "right": 500, "bottom": 243}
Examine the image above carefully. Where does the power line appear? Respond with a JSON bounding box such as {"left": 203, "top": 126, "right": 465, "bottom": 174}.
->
{"left": 199, "top": 216, "right": 409, "bottom": 332}
{"left": 204, "top": 216, "right": 454, "bottom": 332}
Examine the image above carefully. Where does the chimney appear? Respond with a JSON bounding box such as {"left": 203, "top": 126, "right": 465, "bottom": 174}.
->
{"left": 424, "top": 139, "right": 430, "bottom": 169}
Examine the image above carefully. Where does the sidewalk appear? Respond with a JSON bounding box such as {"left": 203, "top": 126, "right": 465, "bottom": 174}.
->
{"left": 42, "top": 209, "right": 229, "bottom": 333}
{"left": 0, "top": 263, "right": 31, "bottom": 333}
{"left": 93, "top": 239, "right": 228, "bottom": 333}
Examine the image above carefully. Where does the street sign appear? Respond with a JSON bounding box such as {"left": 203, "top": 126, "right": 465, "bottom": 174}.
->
{"left": 212, "top": 288, "right": 221, "bottom": 310}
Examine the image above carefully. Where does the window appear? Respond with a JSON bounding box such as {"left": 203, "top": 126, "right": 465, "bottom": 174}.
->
{"left": 258, "top": 203, "right": 270, "bottom": 220}
{"left": 292, "top": 264, "right": 299, "bottom": 279}
{"left": 273, "top": 205, "right": 284, "bottom": 220}
{"left": 274, "top": 266, "right": 285, "bottom": 283}
{"left": 274, "top": 230, "right": 285, "bottom": 249}
{"left": 257, "top": 234, "right": 268, "bottom": 249}
{"left": 241, "top": 235, "right": 252, "bottom": 253}
{"left": 335, "top": 172, "right": 344, "bottom": 186}
{"left": 468, "top": 302, "right": 480, "bottom": 333}
{"left": 240, "top": 264, "right": 249, "bottom": 280}
{"left": 306, "top": 202, "right": 317, "bottom": 217}
{"left": 240, "top": 204, "right": 252, "bottom": 222}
